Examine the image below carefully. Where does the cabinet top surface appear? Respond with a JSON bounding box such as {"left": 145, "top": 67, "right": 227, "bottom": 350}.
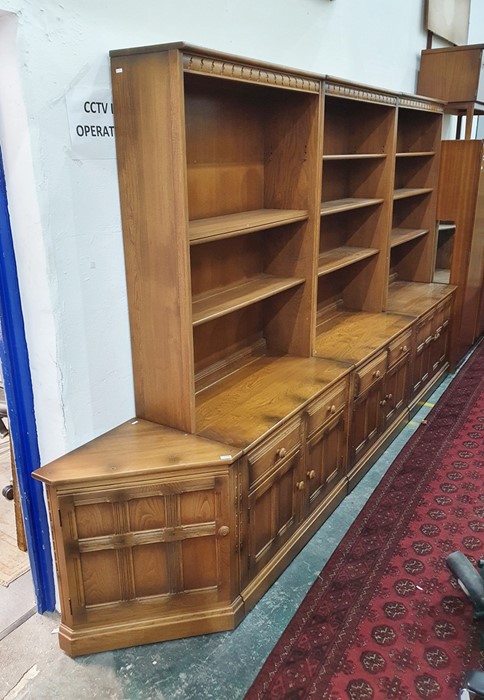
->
{"left": 196, "top": 355, "right": 351, "bottom": 449}
{"left": 386, "top": 282, "right": 457, "bottom": 316}
{"left": 314, "top": 311, "right": 414, "bottom": 365}
{"left": 33, "top": 420, "right": 242, "bottom": 487}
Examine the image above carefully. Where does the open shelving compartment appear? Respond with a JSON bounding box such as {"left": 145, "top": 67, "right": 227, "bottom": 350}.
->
{"left": 316, "top": 86, "right": 396, "bottom": 342}
{"left": 182, "top": 69, "right": 324, "bottom": 434}
{"left": 433, "top": 221, "right": 455, "bottom": 284}
{"left": 388, "top": 100, "right": 442, "bottom": 302}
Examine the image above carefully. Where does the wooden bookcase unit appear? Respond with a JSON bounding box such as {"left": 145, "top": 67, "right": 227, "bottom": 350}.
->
{"left": 319, "top": 83, "right": 395, "bottom": 318}
{"left": 34, "top": 43, "right": 456, "bottom": 656}
{"left": 390, "top": 101, "right": 441, "bottom": 286}
{"left": 437, "top": 140, "right": 484, "bottom": 367}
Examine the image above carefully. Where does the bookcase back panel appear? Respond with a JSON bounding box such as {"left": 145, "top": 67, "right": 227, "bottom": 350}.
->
{"left": 323, "top": 97, "right": 394, "bottom": 155}
{"left": 390, "top": 236, "right": 433, "bottom": 282}
{"left": 185, "top": 75, "right": 318, "bottom": 219}
{"left": 190, "top": 225, "right": 307, "bottom": 297}
{"left": 194, "top": 307, "right": 266, "bottom": 385}
{"left": 394, "top": 156, "right": 436, "bottom": 190}
{"left": 191, "top": 236, "right": 265, "bottom": 296}
{"left": 396, "top": 109, "right": 441, "bottom": 153}
{"left": 322, "top": 159, "right": 389, "bottom": 202}
{"left": 263, "top": 91, "right": 320, "bottom": 211}
{"left": 263, "top": 285, "right": 308, "bottom": 355}
{"left": 392, "top": 194, "right": 433, "bottom": 229}
{"left": 320, "top": 205, "right": 385, "bottom": 251}
{"left": 185, "top": 77, "right": 266, "bottom": 219}
{"left": 317, "top": 257, "right": 380, "bottom": 316}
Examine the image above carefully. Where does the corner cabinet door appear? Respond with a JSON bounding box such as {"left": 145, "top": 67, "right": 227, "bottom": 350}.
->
{"left": 306, "top": 411, "right": 347, "bottom": 515}
{"left": 56, "top": 473, "right": 235, "bottom": 628}
{"left": 246, "top": 450, "right": 303, "bottom": 580}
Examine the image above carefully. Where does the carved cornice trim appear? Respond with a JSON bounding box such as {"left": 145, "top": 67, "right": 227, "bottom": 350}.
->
{"left": 398, "top": 97, "right": 443, "bottom": 113}
{"left": 325, "top": 82, "right": 397, "bottom": 106}
{"left": 183, "top": 53, "right": 320, "bottom": 93}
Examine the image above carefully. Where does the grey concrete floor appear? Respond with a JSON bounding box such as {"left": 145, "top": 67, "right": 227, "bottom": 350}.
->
{"left": 0, "top": 371, "right": 458, "bottom": 700}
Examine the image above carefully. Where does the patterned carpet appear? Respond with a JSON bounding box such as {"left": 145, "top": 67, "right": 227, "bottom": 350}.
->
{"left": 246, "top": 343, "right": 484, "bottom": 699}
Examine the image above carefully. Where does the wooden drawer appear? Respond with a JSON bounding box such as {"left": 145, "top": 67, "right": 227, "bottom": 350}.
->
{"left": 247, "top": 418, "right": 302, "bottom": 487}
{"left": 434, "top": 299, "right": 452, "bottom": 331}
{"left": 388, "top": 331, "right": 412, "bottom": 368}
{"left": 355, "top": 351, "right": 387, "bottom": 398}
{"left": 305, "top": 381, "right": 348, "bottom": 437}
{"left": 415, "top": 312, "right": 434, "bottom": 350}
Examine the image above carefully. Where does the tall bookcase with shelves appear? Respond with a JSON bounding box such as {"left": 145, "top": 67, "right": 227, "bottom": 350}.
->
{"left": 390, "top": 101, "right": 442, "bottom": 287}
{"left": 113, "top": 48, "right": 324, "bottom": 434}
{"left": 318, "top": 84, "right": 396, "bottom": 319}
{"left": 33, "top": 44, "right": 457, "bottom": 656}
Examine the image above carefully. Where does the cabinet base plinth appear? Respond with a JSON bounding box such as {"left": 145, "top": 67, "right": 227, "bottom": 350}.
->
{"left": 58, "top": 597, "right": 245, "bottom": 657}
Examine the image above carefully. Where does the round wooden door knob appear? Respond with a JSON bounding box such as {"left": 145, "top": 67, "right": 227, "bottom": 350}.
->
{"left": 276, "top": 447, "right": 287, "bottom": 459}
{"left": 329, "top": 404, "right": 336, "bottom": 414}
{"left": 218, "top": 526, "right": 230, "bottom": 537}
{"left": 374, "top": 369, "right": 381, "bottom": 378}
{"left": 296, "top": 481, "right": 305, "bottom": 491}
{"left": 307, "top": 470, "right": 316, "bottom": 479}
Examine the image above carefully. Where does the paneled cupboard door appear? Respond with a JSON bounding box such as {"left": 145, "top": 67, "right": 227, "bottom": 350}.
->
{"left": 350, "top": 377, "right": 386, "bottom": 466}
{"left": 411, "top": 299, "right": 452, "bottom": 398}
{"left": 246, "top": 450, "right": 303, "bottom": 580}
{"left": 381, "top": 354, "right": 409, "bottom": 430}
{"left": 305, "top": 412, "right": 347, "bottom": 515}
{"left": 56, "top": 475, "right": 235, "bottom": 628}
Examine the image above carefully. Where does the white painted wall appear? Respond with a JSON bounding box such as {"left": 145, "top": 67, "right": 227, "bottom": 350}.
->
{"left": 0, "top": 0, "right": 482, "bottom": 464}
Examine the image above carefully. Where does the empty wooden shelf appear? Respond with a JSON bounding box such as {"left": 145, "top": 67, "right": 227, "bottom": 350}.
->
{"left": 189, "top": 209, "right": 309, "bottom": 245}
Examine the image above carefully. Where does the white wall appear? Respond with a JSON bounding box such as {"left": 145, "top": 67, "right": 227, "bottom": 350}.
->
{"left": 0, "top": 0, "right": 482, "bottom": 464}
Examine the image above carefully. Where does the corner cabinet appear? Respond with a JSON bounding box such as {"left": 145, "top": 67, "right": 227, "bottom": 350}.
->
{"left": 33, "top": 43, "right": 457, "bottom": 656}
{"left": 34, "top": 421, "right": 244, "bottom": 657}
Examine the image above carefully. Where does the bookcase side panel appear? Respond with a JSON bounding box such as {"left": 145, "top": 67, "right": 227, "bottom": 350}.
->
{"left": 111, "top": 50, "right": 196, "bottom": 431}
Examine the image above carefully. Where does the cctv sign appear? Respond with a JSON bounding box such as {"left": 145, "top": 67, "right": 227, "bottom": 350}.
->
{"left": 66, "top": 87, "right": 116, "bottom": 159}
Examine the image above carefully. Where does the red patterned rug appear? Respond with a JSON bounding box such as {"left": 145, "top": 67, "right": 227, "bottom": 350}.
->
{"left": 246, "top": 342, "right": 484, "bottom": 700}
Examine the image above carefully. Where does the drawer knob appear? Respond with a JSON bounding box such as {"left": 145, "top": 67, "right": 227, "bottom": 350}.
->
{"left": 329, "top": 404, "right": 336, "bottom": 414}
{"left": 296, "top": 481, "right": 305, "bottom": 491}
{"left": 387, "top": 393, "right": 393, "bottom": 400}
{"left": 373, "top": 369, "right": 381, "bottom": 378}
{"left": 218, "top": 526, "right": 230, "bottom": 537}
{"left": 307, "top": 470, "right": 316, "bottom": 480}
{"left": 401, "top": 345, "right": 408, "bottom": 353}
{"left": 380, "top": 398, "right": 386, "bottom": 406}
{"left": 276, "top": 447, "right": 287, "bottom": 459}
